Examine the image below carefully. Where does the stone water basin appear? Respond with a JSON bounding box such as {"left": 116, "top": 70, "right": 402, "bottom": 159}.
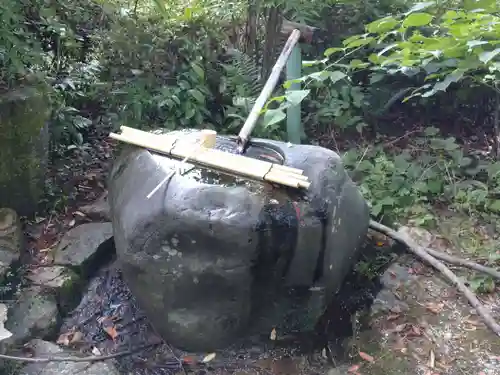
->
{"left": 108, "top": 129, "right": 370, "bottom": 352}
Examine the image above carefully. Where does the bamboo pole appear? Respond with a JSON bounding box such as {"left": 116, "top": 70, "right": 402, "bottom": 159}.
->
{"left": 236, "top": 29, "right": 302, "bottom": 153}
{"left": 109, "top": 129, "right": 311, "bottom": 190}
{"left": 271, "top": 164, "right": 304, "bottom": 175}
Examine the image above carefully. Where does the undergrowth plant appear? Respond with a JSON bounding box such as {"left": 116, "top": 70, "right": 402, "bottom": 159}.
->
{"left": 343, "top": 126, "right": 500, "bottom": 225}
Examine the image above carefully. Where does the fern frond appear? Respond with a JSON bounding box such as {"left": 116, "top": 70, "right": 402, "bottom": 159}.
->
{"left": 223, "top": 49, "right": 263, "bottom": 98}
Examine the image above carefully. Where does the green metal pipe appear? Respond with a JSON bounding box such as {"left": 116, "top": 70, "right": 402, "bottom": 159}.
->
{"left": 285, "top": 44, "right": 303, "bottom": 144}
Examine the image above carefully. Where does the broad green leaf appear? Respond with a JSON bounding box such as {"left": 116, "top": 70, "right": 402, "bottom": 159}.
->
{"left": 431, "top": 69, "right": 465, "bottom": 93}
{"left": 346, "top": 37, "right": 375, "bottom": 48}
{"left": 464, "top": 0, "right": 497, "bottom": 12}
{"left": 308, "top": 71, "right": 332, "bottom": 82}
{"left": 262, "top": 109, "right": 286, "bottom": 127}
{"left": 285, "top": 90, "right": 310, "bottom": 106}
{"left": 466, "top": 40, "right": 489, "bottom": 49}
{"left": 283, "top": 78, "right": 304, "bottom": 89}
{"left": 370, "top": 73, "right": 385, "bottom": 84}
{"left": 402, "top": 13, "right": 433, "bottom": 27}
{"left": 188, "top": 89, "right": 205, "bottom": 103}
{"left": 405, "top": 1, "right": 436, "bottom": 15}
{"left": 479, "top": 48, "right": 500, "bottom": 63}
{"left": 184, "top": 7, "right": 193, "bottom": 19}
{"left": 343, "top": 34, "right": 365, "bottom": 46}
{"left": 190, "top": 63, "right": 204, "bottom": 79}
{"left": 367, "top": 17, "right": 400, "bottom": 33}
{"left": 350, "top": 87, "right": 365, "bottom": 107}
{"left": 489, "top": 200, "right": 500, "bottom": 212}
{"left": 371, "top": 203, "right": 383, "bottom": 216}
{"left": 350, "top": 59, "right": 369, "bottom": 68}
{"left": 329, "top": 71, "right": 347, "bottom": 83}
{"left": 424, "top": 126, "right": 439, "bottom": 136}
{"left": 324, "top": 47, "right": 344, "bottom": 57}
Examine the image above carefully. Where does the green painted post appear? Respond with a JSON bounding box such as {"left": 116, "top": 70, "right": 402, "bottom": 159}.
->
{"left": 286, "top": 44, "right": 303, "bottom": 144}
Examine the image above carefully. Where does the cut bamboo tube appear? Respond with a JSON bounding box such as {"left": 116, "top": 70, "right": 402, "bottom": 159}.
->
{"left": 268, "top": 166, "right": 309, "bottom": 181}
{"left": 200, "top": 129, "right": 217, "bottom": 148}
{"left": 266, "top": 173, "right": 300, "bottom": 188}
{"left": 116, "top": 127, "right": 303, "bottom": 175}
{"left": 270, "top": 164, "right": 304, "bottom": 175}
{"left": 266, "top": 170, "right": 307, "bottom": 187}
{"left": 109, "top": 130, "right": 311, "bottom": 190}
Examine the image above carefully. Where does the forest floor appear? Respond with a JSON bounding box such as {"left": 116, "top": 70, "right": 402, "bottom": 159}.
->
{"left": 22, "top": 122, "right": 500, "bottom": 375}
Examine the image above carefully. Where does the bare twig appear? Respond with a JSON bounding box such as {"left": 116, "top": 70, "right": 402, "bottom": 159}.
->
{"left": 369, "top": 220, "right": 500, "bottom": 337}
{"left": 0, "top": 343, "right": 157, "bottom": 364}
{"left": 423, "top": 247, "right": 500, "bottom": 281}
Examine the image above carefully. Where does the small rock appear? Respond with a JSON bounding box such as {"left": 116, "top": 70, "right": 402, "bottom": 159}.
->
{"left": 371, "top": 289, "right": 409, "bottom": 317}
{"left": 20, "top": 339, "right": 120, "bottom": 375}
{"left": 4, "top": 287, "right": 59, "bottom": 343}
{"left": 27, "top": 266, "right": 82, "bottom": 315}
{"left": 0, "top": 304, "right": 12, "bottom": 341}
{"left": 79, "top": 192, "right": 110, "bottom": 221}
{"left": 0, "top": 208, "right": 23, "bottom": 280}
{"left": 53, "top": 223, "right": 114, "bottom": 276}
{"left": 380, "top": 263, "right": 416, "bottom": 288}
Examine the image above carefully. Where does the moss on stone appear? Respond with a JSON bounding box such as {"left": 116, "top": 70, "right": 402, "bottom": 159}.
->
{"left": 56, "top": 267, "right": 82, "bottom": 316}
{"left": 0, "top": 86, "right": 50, "bottom": 216}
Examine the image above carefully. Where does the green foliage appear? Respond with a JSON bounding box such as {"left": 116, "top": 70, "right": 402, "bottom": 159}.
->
{"left": 311, "top": 0, "right": 499, "bottom": 101}
{"left": 343, "top": 126, "right": 500, "bottom": 225}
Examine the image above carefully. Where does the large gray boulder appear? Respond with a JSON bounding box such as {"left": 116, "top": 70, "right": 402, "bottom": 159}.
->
{"left": 109, "top": 129, "right": 369, "bottom": 352}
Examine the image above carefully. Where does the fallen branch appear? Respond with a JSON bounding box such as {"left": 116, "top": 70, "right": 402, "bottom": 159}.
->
{"left": 369, "top": 219, "right": 500, "bottom": 337}
{"left": 0, "top": 343, "right": 157, "bottom": 364}
{"left": 424, "top": 247, "right": 500, "bottom": 281}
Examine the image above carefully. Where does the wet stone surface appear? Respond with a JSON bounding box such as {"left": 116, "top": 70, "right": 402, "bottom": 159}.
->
{"left": 4, "top": 287, "right": 59, "bottom": 344}
{"left": 53, "top": 222, "right": 114, "bottom": 276}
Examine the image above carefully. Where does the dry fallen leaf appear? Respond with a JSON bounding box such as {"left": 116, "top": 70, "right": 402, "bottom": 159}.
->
{"left": 73, "top": 211, "right": 86, "bottom": 217}
{"left": 202, "top": 353, "right": 216, "bottom": 363}
{"left": 103, "top": 325, "right": 118, "bottom": 340}
{"left": 387, "top": 313, "right": 401, "bottom": 321}
{"left": 388, "top": 323, "right": 407, "bottom": 333}
{"left": 99, "top": 317, "right": 118, "bottom": 340}
{"left": 56, "top": 331, "right": 83, "bottom": 346}
{"left": 425, "top": 302, "right": 444, "bottom": 314}
{"left": 359, "top": 351, "right": 375, "bottom": 363}
{"left": 182, "top": 356, "right": 195, "bottom": 364}
{"left": 270, "top": 328, "right": 277, "bottom": 341}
